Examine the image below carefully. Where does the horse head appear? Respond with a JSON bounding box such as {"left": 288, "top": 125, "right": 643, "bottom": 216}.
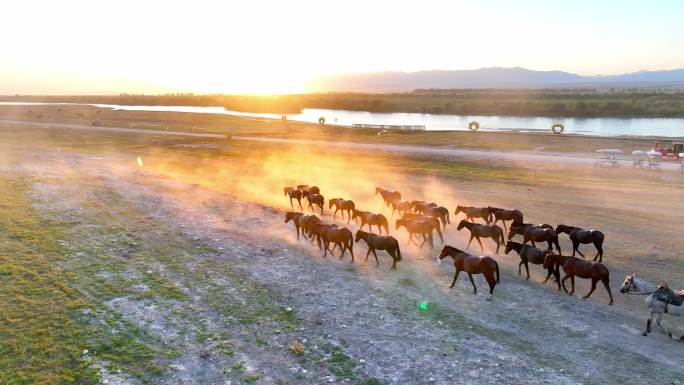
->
{"left": 542, "top": 253, "right": 557, "bottom": 269}
{"left": 454, "top": 205, "right": 463, "bottom": 215}
{"left": 284, "top": 212, "right": 296, "bottom": 223}
{"left": 555, "top": 224, "right": 569, "bottom": 234}
{"left": 354, "top": 230, "right": 366, "bottom": 243}
{"left": 456, "top": 219, "right": 467, "bottom": 231}
{"left": 504, "top": 241, "right": 515, "bottom": 254}
{"left": 620, "top": 273, "right": 639, "bottom": 293}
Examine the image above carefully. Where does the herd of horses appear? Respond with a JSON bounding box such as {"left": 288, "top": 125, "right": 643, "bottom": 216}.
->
{"left": 284, "top": 184, "right": 682, "bottom": 338}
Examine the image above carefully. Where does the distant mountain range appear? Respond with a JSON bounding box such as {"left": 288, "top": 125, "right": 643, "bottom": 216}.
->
{"left": 307, "top": 67, "right": 684, "bottom": 92}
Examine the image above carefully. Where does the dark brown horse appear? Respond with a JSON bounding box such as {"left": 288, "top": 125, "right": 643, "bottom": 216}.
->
{"left": 456, "top": 220, "right": 505, "bottom": 254}
{"left": 305, "top": 193, "right": 325, "bottom": 215}
{"left": 555, "top": 224, "right": 605, "bottom": 262}
{"left": 414, "top": 204, "right": 450, "bottom": 230}
{"left": 543, "top": 253, "right": 613, "bottom": 305}
{"left": 454, "top": 205, "right": 492, "bottom": 224}
{"left": 522, "top": 226, "right": 561, "bottom": 254}
{"left": 401, "top": 213, "right": 442, "bottom": 236}
{"left": 507, "top": 223, "right": 553, "bottom": 241}
{"left": 395, "top": 218, "right": 443, "bottom": 249}
{"left": 351, "top": 209, "right": 389, "bottom": 235}
{"left": 487, "top": 207, "right": 523, "bottom": 231}
{"left": 390, "top": 200, "right": 413, "bottom": 218}
{"left": 318, "top": 225, "right": 354, "bottom": 261}
{"left": 375, "top": 187, "right": 401, "bottom": 207}
{"left": 438, "top": 245, "right": 500, "bottom": 297}
{"left": 355, "top": 230, "right": 401, "bottom": 269}
{"left": 284, "top": 212, "right": 307, "bottom": 239}
{"left": 328, "top": 198, "right": 356, "bottom": 222}
{"left": 410, "top": 200, "right": 437, "bottom": 212}
{"left": 284, "top": 187, "right": 303, "bottom": 210}
{"left": 504, "top": 241, "right": 560, "bottom": 290}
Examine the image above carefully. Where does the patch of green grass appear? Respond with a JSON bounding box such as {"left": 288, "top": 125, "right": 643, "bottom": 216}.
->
{"left": 322, "top": 344, "right": 357, "bottom": 380}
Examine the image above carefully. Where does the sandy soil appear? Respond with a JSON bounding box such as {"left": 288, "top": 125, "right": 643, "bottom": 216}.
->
{"left": 4, "top": 135, "right": 683, "bottom": 385}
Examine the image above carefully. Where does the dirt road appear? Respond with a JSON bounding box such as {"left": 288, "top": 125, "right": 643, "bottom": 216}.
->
{"left": 233, "top": 136, "right": 683, "bottom": 172}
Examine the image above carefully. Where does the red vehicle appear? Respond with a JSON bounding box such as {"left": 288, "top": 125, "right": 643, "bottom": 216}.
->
{"left": 652, "top": 141, "right": 683, "bottom": 161}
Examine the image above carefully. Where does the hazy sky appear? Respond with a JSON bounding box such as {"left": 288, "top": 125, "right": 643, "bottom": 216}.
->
{"left": 2, "top": 0, "right": 682, "bottom": 94}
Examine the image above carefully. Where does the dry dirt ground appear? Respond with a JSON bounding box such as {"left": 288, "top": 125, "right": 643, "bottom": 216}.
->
{"left": 1, "top": 125, "right": 683, "bottom": 385}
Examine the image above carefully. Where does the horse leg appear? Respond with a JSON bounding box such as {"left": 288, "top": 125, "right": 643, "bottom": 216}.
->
{"left": 467, "top": 273, "right": 477, "bottom": 294}
{"left": 428, "top": 233, "right": 434, "bottom": 249}
{"left": 466, "top": 234, "right": 475, "bottom": 249}
{"left": 475, "top": 236, "right": 485, "bottom": 252}
{"left": 594, "top": 241, "right": 603, "bottom": 262}
{"left": 338, "top": 242, "right": 346, "bottom": 259}
{"left": 390, "top": 250, "right": 398, "bottom": 270}
{"left": 643, "top": 314, "right": 652, "bottom": 336}
{"left": 560, "top": 274, "right": 570, "bottom": 293}
{"left": 297, "top": 198, "right": 303, "bottom": 211}
{"left": 518, "top": 260, "right": 523, "bottom": 276}
{"left": 601, "top": 277, "right": 613, "bottom": 305}
{"left": 583, "top": 278, "right": 598, "bottom": 299}
{"left": 290, "top": 197, "right": 294, "bottom": 210}
{"left": 494, "top": 238, "right": 500, "bottom": 254}
{"left": 524, "top": 261, "right": 530, "bottom": 280}
{"left": 573, "top": 241, "right": 585, "bottom": 258}
{"left": 419, "top": 234, "right": 426, "bottom": 249}
{"left": 448, "top": 269, "right": 461, "bottom": 288}
{"left": 372, "top": 249, "right": 380, "bottom": 267}
{"left": 484, "top": 271, "right": 496, "bottom": 297}
{"left": 569, "top": 275, "right": 575, "bottom": 295}
{"left": 365, "top": 248, "right": 372, "bottom": 262}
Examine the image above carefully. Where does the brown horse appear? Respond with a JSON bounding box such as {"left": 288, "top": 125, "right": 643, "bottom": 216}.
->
{"left": 454, "top": 205, "right": 492, "bottom": 224}
{"left": 410, "top": 201, "right": 437, "bottom": 212}
{"left": 555, "top": 224, "right": 605, "bottom": 262}
{"left": 297, "top": 185, "right": 320, "bottom": 196}
{"left": 299, "top": 214, "right": 323, "bottom": 241}
{"left": 522, "top": 226, "right": 561, "bottom": 254}
{"left": 305, "top": 193, "right": 325, "bottom": 215}
{"left": 318, "top": 225, "right": 355, "bottom": 261}
{"left": 390, "top": 200, "right": 413, "bottom": 218}
{"left": 456, "top": 220, "right": 505, "bottom": 254}
{"left": 414, "top": 204, "right": 450, "bottom": 230}
{"left": 505, "top": 241, "right": 560, "bottom": 290}
{"left": 488, "top": 207, "right": 523, "bottom": 231}
{"left": 543, "top": 253, "right": 613, "bottom": 305}
{"left": 507, "top": 223, "right": 553, "bottom": 241}
{"left": 352, "top": 209, "right": 389, "bottom": 235}
{"left": 375, "top": 187, "right": 401, "bottom": 208}
{"left": 355, "top": 230, "right": 401, "bottom": 270}
{"left": 284, "top": 187, "right": 303, "bottom": 210}
{"left": 401, "top": 213, "right": 442, "bottom": 236}
{"left": 328, "top": 198, "right": 356, "bottom": 223}
{"left": 284, "top": 212, "right": 307, "bottom": 239}
{"left": 395, "top": 218, "right": 443, "bottom": 249}
{"left": 438, "top": 245, "right": 500, "bottom": 297}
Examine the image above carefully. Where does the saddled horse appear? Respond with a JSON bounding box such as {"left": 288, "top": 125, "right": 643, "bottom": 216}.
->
{"left": 354, "top": 230, "right": 401, "bottom": 270}
{"left": 620, "top": 273, "right": 684, "bottom": 339}
{"left": 454, "top": 205, "right": 492, "bottom": 224}
{"left": 375, "top": 187, "right": 401, "bottom": 208}
{"left": 390, "top": 200, "right": 413, "bottom": 218}
{"left": 456, "top": 220, "right": 505, "bottom": 254}
{"left": 284, "top": 212, "right": 307, "bottom": 239}
{"left": 328, "top": 198, "right": 356, "bottom": 222}
{"left": 507, "top": 223, "right": 553, "bottom": 241}
{"left": 438, "top": 245, "right": 500, "bottom": 298}
{"left": 543, "top": 253, "right": 613, "bottom": 305}
{"left": 352, "top": 209, "right": 389, "bottom": 235}
{"left": 284, "top": 187, "right": 303, "bottom": 210}
{"left": 522, "top": 226, "right": 561, "bottom": 254}
{"left": 505, "top": 241, "right": 560, "bottom": 289}
{"left": 318, "top": 224, "right": 355, "bottom": 261}
{"left": 395, "top": 218, "right": 443, "bottom": 249}
{"left": 414, "top": 204, "right": 450, "bottom": 230}
{"left": 488, "top": 207, "right": 523, "bottom": 231}
{"left": 305, "top": 193, "right": 325, "bottom": 215}
{"left": 556, "top": 224, "right": 605, "bottom": 262}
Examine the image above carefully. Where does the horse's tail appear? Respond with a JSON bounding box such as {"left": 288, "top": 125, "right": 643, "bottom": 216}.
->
{"left": 494, "top": 260, "right": 500, "bottom": 283}
{"left": 395, "top": 241, "right": 402, "bottom": 261}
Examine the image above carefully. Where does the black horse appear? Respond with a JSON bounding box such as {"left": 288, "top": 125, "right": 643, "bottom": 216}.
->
{"left": 456, "top": 220, "right": 505, "bottom": 254}
{"left": 507, "top": 223, "right": 553, "bottom": 241}
{"left": 505, "top": 241, "right": 560, "bottom": 290}
{"left": 522, "top": 226, "right": 561, "bottom": 254}
{"left": 488, "top": 207, "right": 523, "bottom": 231}
{"left": 555, "top": 224, "right": 605, "bottom": 262}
